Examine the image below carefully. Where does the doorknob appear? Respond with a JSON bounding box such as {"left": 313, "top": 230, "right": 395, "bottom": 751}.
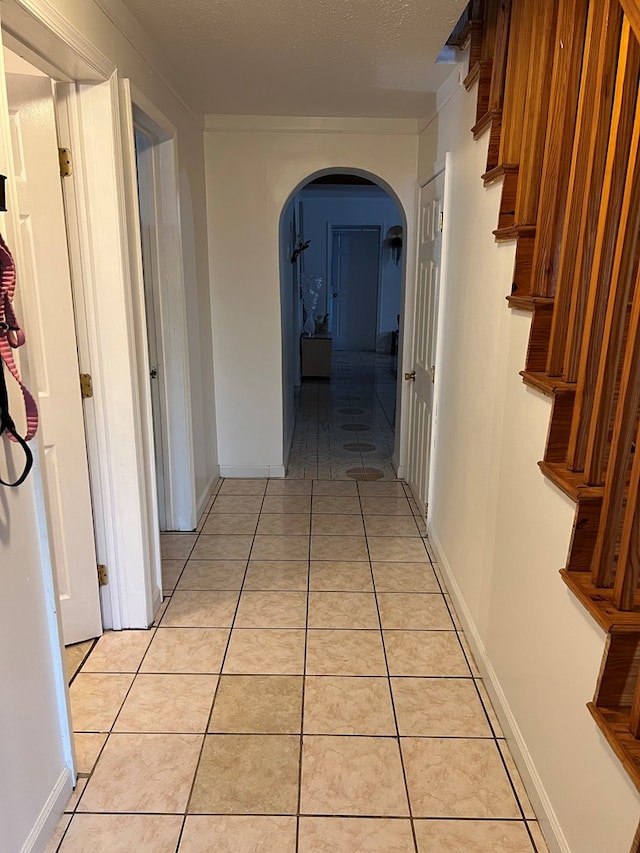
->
{"left": 404, "top": 371, "right": 416, "bottom": 381}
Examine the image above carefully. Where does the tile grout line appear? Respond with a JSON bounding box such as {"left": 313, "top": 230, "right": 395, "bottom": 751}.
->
{"left": 181, "top": 479, "right": 267, "bottom": 824}
{"left": 295, "top": 484, "right": 313, "bottom": 852}
{"left": 358, "top": 480, "right": 421, "bottom": 853}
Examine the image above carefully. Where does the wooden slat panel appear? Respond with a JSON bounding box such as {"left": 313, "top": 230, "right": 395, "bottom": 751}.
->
{"left": 591, "top": 269, "right": 640, "bottom": 587}
{"left": 464, "top": 0, "right": 487, "bottom": 89}
{"left": 595, "top": 634, "right": 640, "bottom": 709}
{"left": 474, "top": 60, "right": 494, "bottom": 123}
{"left": 585, "top": 82, "right": 640, "bottom": 489}
{"left": 524, "top": 298, "right": 554, "bottom": 371}
{"left": 547, "top": 0, "right": 623, "bottom": 377}
{"left": 497, "top": 0, "right": 533, "bottom": 166}
{"left": 475, "top": 0, "right": 512, "bottom": 174}
{"left": 512, "top": 0, "right": 559, "bottom": 226}
{"left": 565, "top": 498, "right": 603, "bottom": 572}
{"left": 487, "top": 0, "right": 512, "bottom": 113}
{"left": 480, "top": 0, "right": 498, "bottom": 62}
{"left": 567, "top": 19, "right": 640, "bottom": 473}
{"left": 614, "top": 415, "right": 640, "bottom": 609}
{"left": 630, "top": 661, "right": 640, "bottom": 737}
{"left": 530, "top": 0, "right": 589, "bottom": 298}
{"left": 545, "top": 390, "right": 577, "bottom": 464}
{"left": 510, "top": 229, "right": 536, "bottom": 297}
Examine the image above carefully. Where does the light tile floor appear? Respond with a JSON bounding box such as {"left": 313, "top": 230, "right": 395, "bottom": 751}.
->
{"left": 288, "top": 350, "right": 398, "bottom": 480}
{"left": 53, "top": 352, "right": 550, "bottom": 852}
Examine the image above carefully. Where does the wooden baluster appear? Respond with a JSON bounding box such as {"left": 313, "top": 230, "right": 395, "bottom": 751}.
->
{"left": 614, "top": 414, "right": 640, "bottom": 610}
{"left": 585, "top": 80, "right": 640, "bottom": 489}
{"left": 530, "top": 0, "right": 589, "bottom": 299}
{"left": 567, "top": 18, "right": 640, "bottom": 474}
{"left": 497, "top": 0, "right": 533, "bottom": 170}
{"left": 591, "top": 238, "right": 640, "bottom": 590}
{"left": 475, "top": 0, "right": 511, "bottom": 173}
{"left": 487, "top": 0, "right": 511, "bottom": 115}
{"left": 512, "top": 0, "right": 558, "bottom": 230}
{"left": 547, "top": 0, "right": 622, "bottom": 378}
{"left": 468, "top": 0, "right": 486, "bottom": 72}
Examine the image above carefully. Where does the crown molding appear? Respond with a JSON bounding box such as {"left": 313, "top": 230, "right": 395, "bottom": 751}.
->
{"left": 204, "top": 114, "right": 423, "bottom": 135}
{"left": 2, "top": 0, "right": 114, "bottom": 81}
{"left": 92, "top": 0, "right": 202, "bottom": 127}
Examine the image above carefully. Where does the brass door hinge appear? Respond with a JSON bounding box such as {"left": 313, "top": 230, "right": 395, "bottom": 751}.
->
{"left": 80, "top": 373, "right": 93, "bottom": 399}
{"left": 97, "top": 564, "right": 108, "bottom": 586}
{"left": 58, "top": 147, "right": 72, "bottom": 177}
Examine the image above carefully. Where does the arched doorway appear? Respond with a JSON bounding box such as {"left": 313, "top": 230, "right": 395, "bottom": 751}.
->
{"left": 279, "top": 169, "right": 408, "bottom": 480}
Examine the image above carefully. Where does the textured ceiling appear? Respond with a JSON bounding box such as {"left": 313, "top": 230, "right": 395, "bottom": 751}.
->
{"left": 119, "top": 0, "right": 467, "bottom": 118}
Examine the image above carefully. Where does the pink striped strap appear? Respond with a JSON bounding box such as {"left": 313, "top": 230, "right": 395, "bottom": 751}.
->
{"left": 0, "top": 234, "right": 38, "bottom": 442}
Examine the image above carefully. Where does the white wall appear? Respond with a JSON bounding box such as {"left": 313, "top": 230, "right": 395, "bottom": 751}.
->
{"left": 0, "top": 2, "right": 217, "bottom": 850}
{"left": 204, "top": 117, "right": 419, "bottom": 476}
{"left": 425, "top": 67, "right": 640, "bottom": 852}
{"left": 297, "top": 187, "right": 403, "bottom": 352}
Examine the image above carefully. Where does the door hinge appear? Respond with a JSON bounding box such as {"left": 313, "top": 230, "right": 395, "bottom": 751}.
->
{"left": 58, "top": 147, "right": 72, "bottom": 177}
{"left": 97, "top": 564, "right": 108, "bottom": 586}
{"left": 430, "top": 365, "right": 436, "bottom": 383}
{"left": 438, "top": 210, "right": 444, "bottom": 232}
{"left": 80, "top": 373, "right": 93, "bottom": 399}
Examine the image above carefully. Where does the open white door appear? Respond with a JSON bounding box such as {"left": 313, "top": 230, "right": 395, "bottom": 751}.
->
{"left": 5, "top": 72, "right": 102, "bottom": 644}
{"left": 405, "top": 170, "right": 444, "bottom": 519}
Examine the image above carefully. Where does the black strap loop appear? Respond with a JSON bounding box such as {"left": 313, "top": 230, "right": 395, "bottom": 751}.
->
{"left": 0, "top": 358, "right": 33, "bottom": 487}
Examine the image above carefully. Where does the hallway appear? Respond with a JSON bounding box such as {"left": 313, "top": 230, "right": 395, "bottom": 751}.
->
{"left": 287, "top": 351, "right": 399, "bottom": 481}
{"left": 53, "top": 358, "right": 549, "bottom": 853}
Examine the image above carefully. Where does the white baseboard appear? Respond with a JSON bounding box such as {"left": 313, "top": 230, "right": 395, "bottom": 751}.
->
{"left": 219, "top": 465, "right": 285, "bottom": 478}
{"left": 392, "top": 449, "right": 405, "bottom": 479}
{"left": 21, "top": 767, "right": 72, "bottom": 853}
{"left": 151, "top": 584, "right": 162, "bottom": 622}
{"left": 196, "top": 470, "right": 221, "bottom": 519}
{"left": 427, "top": 523, "right": 569, "bottom": 853}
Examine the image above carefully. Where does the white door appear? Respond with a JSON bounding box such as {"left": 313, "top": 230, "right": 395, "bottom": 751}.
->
{"left": 6, "top": 73, "right": 102, "bottom": 644}
{"left": 134, "top": 126, "right": 167, "bottom": 530}
{"left": 331, "top": 228, "right": 380, "bottom": 350}
{"left": 405, "top": 172, "right": 444, "bottom": 519}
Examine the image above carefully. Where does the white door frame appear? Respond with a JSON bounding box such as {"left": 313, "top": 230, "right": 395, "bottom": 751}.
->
{"left": 2, "top": 1, "right": 162, "bottom": 630}
{"left": 126, "top": 81, "right": 197, "bottom": 532}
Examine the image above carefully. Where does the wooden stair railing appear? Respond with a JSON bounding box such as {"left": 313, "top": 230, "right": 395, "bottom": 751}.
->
{"left": 567, "top": 20, "right": 640, "bottom": 477}
{"left": 455, "top": 0, "right": 640, "bottom": 805}
{"left": 548, "top": 0, "right": 623, "bottom": 379}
